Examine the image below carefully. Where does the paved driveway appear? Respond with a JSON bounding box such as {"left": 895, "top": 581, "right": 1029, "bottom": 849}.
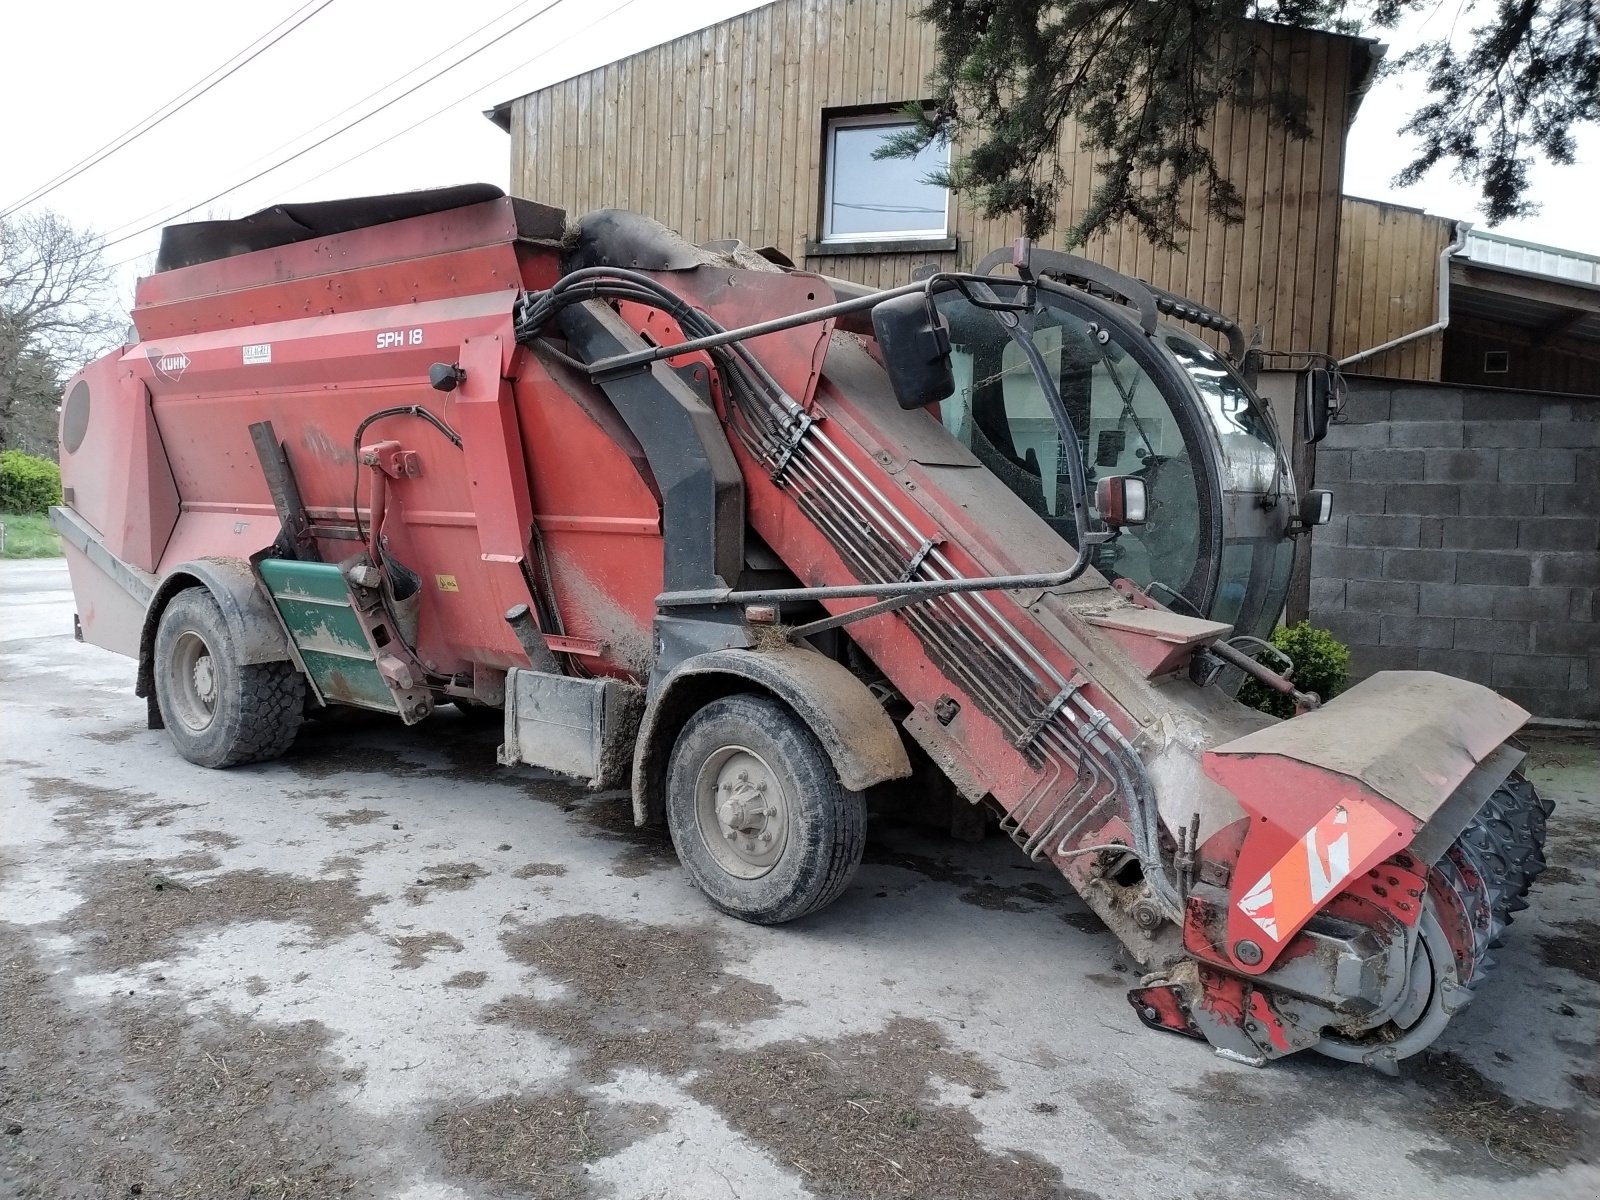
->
{"left": 3, "top": 558, "right": 1597, "bottom": 1199}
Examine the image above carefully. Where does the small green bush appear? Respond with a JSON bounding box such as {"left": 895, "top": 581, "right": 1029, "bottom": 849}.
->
{"left": 0, "top": 450, "right": 63, "bottom": 514}
{"left": 1238, "top": 621, "right": 1351, "bottom": 719}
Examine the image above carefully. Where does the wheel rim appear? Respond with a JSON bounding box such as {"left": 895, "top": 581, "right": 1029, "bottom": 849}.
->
{"left": 169, "top": 630, "right": 219, "bottom": 734}
{"left": 693, "top": 745, "right": 789, "bottom": 880}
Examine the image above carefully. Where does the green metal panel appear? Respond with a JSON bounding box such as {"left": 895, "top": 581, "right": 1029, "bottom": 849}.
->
{"left": 258, "top": 559, "right": 398, "bottom": 713}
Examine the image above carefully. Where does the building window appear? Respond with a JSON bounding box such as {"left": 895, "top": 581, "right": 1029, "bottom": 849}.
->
{"left": 821, "top": 112, "right": 949, "bottom": 243}
{"left": 1483, "top": 350, "right": 1510, "bottom": 374}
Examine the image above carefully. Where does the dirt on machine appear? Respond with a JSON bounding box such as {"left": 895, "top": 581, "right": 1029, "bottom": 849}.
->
{"left": 53, "top": 183, "right": 1551, "bottom": 1069}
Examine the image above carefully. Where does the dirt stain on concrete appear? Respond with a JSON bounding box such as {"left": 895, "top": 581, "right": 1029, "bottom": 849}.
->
{"left": 61, "top": 860, "right": 383, "bottom": 974}
{"left": 443, "top": 971, "right": 488, "bottom": 990}
{"left": 84, "top": 726, "right": 139, "bottom": 745}
{"left": 0, "top": 925, "right": 366, "bottom": 1198}
{"left": 428, "top": 1087, "right": 666, "bottom": 1199}
{"left": 1404, "top": 1050, "right": 1594, "bottom": 1177}
{"left": 405, "top": 862, "right": 489, "bottom": 905}
{"left": 322, "top": 807, "right": 388, "bottom": 830}
{"left": 484, "top": 914, "right": 780, "bottom": 1079}
{"left": 863, "top": 840, "right": 1084, "bottom": 918}
{"left": 181, "top": 829, "right": 241, "bottom": 851}
{"left": 1170, "top": 1050, "right": 1597, "bottom": 1185}
{"left": 389, "top": 932, "right": 464, "bottom": 971}
{"left": 512, "top": 861, "right": 568, "bottom": 879}
{"left": 1538, "top": 919, "right": 1600, "bottom": 985}
{"left": 688, "top": 1016, "right": 1064, "bottom": 1200}
{"left": 28, "top": 776, "right": 185, "bottom": 842}
{"left": 569, "top": 795, "right": 678, "bottom": 877}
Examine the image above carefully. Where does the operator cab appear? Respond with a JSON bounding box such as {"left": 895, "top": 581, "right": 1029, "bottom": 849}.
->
{"left": 926, "top": 270, "right": 1302, "bottom": 639}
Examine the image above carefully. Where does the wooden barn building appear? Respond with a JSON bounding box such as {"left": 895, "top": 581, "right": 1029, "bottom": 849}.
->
{"left": 488, "top": 0, "right": 1382, "bottom": 369}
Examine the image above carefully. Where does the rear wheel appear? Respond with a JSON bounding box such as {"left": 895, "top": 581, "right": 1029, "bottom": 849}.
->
{"left": 153, "top": 588, "right": 305, "bottom": 768}
{"left": 665, "top": 693, "right": 866, "bottom": 925}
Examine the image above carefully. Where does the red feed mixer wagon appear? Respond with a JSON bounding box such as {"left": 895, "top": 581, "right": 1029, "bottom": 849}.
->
{"left": 53, "top": 184, "right": 1551, "bottom": 1068}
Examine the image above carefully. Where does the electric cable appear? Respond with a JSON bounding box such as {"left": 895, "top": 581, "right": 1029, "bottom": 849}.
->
{"left": 260, "top": 0, "right": 642, "bottom": 204}
{"left": 97, "top": 0, "right": 540, "bottom": 247}
{"left": 93, "top": 0, "right": 574, "bottom": 256}
{"left": 1, "top": 0, "right": 337, "bottom": 218}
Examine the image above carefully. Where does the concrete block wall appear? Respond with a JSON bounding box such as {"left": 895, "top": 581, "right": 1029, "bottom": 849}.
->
{"left": 1310, "top": 379, "right": 1599, "bottom": 721}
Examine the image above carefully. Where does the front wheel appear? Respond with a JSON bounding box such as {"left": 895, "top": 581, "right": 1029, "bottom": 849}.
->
{"left": 153, "top": 588, "right": 305, "bottom": 768}
{"left": 665, "top": 693, "right": 866, "bottom": 925}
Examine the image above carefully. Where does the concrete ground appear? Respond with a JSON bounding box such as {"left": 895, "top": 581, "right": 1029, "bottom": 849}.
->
{"left": 2, "top": 556, "right": 1596, "bottom": 1200}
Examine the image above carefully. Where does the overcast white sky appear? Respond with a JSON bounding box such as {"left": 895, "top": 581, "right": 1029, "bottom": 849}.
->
{"left": 1, "top": 0, "right": 1593, "bottom": 307}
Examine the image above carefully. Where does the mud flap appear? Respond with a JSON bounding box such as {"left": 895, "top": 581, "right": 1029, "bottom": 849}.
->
{"left": 1201, "top": 671, "right": 1528, "bottom": 976}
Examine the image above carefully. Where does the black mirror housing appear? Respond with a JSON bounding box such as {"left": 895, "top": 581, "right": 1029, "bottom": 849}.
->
{"left": 871, "top": 291, "right": 955, "bottom": 410}
{"left": 1300, "top": 367, "right": 1334, "bottom": 444}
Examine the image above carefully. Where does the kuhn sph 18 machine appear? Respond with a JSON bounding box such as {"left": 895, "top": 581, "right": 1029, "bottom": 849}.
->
{"left": 55, "top": 186, "right": 1549, "bottom": 1068}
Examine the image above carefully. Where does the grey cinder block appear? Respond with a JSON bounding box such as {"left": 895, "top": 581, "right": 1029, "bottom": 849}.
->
{"left": 1380, "top": 613, "right": 1455, "bottom": 648}
{"left": 1492, "top": 653, "right": 1579, "bottom": 690}
{"left": 1440, "top": 516, "right": 1518, "bottom": 550}
{"left": 1540, "top": 422, "right": 1600, "bottom": 448}
{"left": 1418, "top": 582, "right": 1498, "bottom": 619}
{"left": 1464, "top": 421, "right": 1540, "bottom": 449}
{"left": 1532, "top": 621, "right": 1600, "bottom": 657}
{"left": 1499, "top": 448, "right": 1577, "bottom": 484}
{"left": 1389, "top": 422, "right": 1464, "bottom": 449}
{"left": 1352, "top": 450, "right": 1425, "bottom": 482}
{"left": 1424, "top": 448, "right": 1499, "bottom": 483}
{"left": 1455, "top": 552, "right": 1532, "bottom": 587}
{"left": 1384, "top": 483, "right": 1459, "bottom": 516}
{"left": 1518, "top": 518, "right": 1598, "bottom": 553}
{"left": 1382, "top": 549, "right": 1457, "bottom": 583}
{"left": 1454, "top": 618, "right": 1534, "bottom": 654}
{"left": 1417, "top": 647, "right": 1493, "bottom": 684}
{"left": 1310, "top": 576, "right": 1346, "bottom": 611}
{"left": 1533, "top": 554, "right": 1599, "bottom": 586}
{"left": 1392, "top": 388, "right": 1463, "bottom": 421}
{"left": 1348, "top": 514, "right": 1421, "bottom": 548}
{"left": 1460, "top": 483, "right": 1539, "bottom": 517}
{"left": 1346, "top": 579, "right": 1420, "bottom": 615}
{"left": 1311, "top": 544, "right": 1385, "bottom": 580}
{"left": 1323, "top": 422, "right": 1389, "bottom": 450}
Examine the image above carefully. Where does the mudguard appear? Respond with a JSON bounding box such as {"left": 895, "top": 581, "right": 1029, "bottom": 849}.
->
{"left": 630, "top": 643, "right": 913, "bottom": 826}
{"left": 136, "top": 557, "right": 294, "bottom": 702}
{"left": 1200, "top": 671, "right": 1528, "bottom": 974}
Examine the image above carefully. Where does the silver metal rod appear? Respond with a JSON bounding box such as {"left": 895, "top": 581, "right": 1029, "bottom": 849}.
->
{"left": 582, "top": 280, "right": 928, "bottom": 375}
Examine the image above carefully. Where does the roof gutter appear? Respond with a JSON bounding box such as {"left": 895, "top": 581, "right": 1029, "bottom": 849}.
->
{"left": 1339, "top": 219, "right": 1471, "bottom": 368}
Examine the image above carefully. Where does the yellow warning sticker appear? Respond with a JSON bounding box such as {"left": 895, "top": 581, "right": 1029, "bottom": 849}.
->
{"left": 435, "top": 574, "right": 460, "bottom": 592}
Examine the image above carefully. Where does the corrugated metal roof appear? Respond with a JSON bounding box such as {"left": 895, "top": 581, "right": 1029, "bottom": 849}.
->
{"left": 1462, "top": 230, "right": 1600, "bottom": 285}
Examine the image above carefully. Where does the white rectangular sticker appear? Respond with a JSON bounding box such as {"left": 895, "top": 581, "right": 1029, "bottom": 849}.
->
{"left": 243, "top": 343, "right": 272, "bottom": 365}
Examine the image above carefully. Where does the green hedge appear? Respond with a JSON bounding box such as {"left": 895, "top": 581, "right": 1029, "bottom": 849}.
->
{"left": 0, "top": 450, "right": 63, "bottom": 515}
{"left": 1238, "top": 621, "right": 1351, "bottom": 719}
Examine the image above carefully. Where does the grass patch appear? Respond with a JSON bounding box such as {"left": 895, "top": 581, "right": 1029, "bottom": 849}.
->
{"left": 0, "top": 510, "right": 61, "bottom": 558}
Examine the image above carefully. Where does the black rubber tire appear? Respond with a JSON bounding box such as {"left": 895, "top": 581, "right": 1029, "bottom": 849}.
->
{"left": 665, "top": 693, "right": 866, "bottom": 925}
{"left": 153, "top": 588, "right": 305, "bottom": 768}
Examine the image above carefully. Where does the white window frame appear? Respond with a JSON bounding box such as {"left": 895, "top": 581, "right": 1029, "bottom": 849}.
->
{"left": 820, "top": 111, "right": 950, "bottom": 244}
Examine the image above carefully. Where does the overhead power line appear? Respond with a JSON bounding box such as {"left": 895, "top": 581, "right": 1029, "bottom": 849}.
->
{"left": 268, "top": 0, "right": 644, "bottom": 202}
{"left": 0, "top": 0, "right": 337, "bottom": 219}
{"left": 96, "top": 0, "right": 573, "bottom": 257}
{"left": 96, "top": 0, "right": 538, "bottom": 247}
{"left": 108, "top": 0, "right": 642, "bottom": 274}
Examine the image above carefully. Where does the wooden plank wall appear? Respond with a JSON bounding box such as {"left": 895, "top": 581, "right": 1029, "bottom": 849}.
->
{"left": 1443, "top": 325, "right": 1600, "bottom": 396}
{"left": 1330, "top": 197, "right": 1453, "bottom": 380}
{"left": 508, "top": 0, "right": 1368, "bottom": 357}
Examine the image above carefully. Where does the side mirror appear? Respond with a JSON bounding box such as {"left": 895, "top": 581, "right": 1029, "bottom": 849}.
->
{"left": 871, "top": 291, "right": 954, "bottom": 410}
{"left": 1299, "top": 489, "right": 1334, "bottom": 529}
{"left": 1095, "top": 475, "right": 1148, "bottom": 528}
{"left": 1300, "top": 367, "right": 1337, "bottom": 444}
